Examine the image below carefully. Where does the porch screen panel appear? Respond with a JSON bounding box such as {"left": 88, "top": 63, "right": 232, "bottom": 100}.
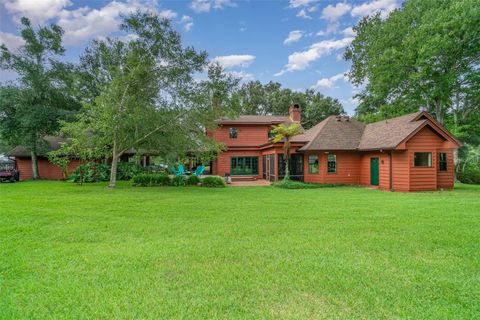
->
{"left": 230, "top": 157, "right": 258, "bottom": 175}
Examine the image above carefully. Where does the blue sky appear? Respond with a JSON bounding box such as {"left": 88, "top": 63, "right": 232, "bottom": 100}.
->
{"left": 0, "top": 0, "right": 401, "bottom": 114}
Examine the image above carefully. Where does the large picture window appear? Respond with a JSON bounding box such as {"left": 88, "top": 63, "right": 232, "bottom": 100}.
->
{"left": 308, "top": 155, "right": 319, "bottom": 173}
{"left": 327, "top": 154, "right": 336, "bottom": 173}
{"left": 229, "top": 127, "right": 238, "bottom": 139}
{"left": 230, "top": 157, "right": 258, "bottom": 175}
{"left": 439, "top": 153, "right": 447, "bottom": 171}
{"left": 414, "top": 152, "right": 432, "bottom": 167}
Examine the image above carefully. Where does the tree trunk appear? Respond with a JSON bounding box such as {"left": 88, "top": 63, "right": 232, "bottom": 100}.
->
{"left": 284, "top": 146, "right": 290, "bottom": 181}
{"left": 109, "top": 153, "right": 119, "bottom": 188}
{"left": 31, "top": 149, "right": 39, "bottom": 180}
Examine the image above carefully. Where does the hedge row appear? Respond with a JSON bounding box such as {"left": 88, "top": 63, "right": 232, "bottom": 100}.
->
{"left": 69, "top": 162, "right": 146, "bottom": 183}
{"left": 457, "top": 166, "right": 480, "bottom": 184}
{"left": 132, "top": 174, "right": 225, "bottom": 188}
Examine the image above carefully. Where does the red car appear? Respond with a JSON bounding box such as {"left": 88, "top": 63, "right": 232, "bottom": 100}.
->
{"left": 0, "top": 158, "right": 19, "bottom": 182}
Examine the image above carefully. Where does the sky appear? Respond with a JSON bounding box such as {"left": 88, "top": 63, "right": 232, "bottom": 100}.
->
{"left": 0, "top": 0, "right": 401, "bottom": 114}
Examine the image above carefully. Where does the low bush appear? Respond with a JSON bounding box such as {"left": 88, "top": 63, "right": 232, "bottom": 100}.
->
{"left": 68, "top": 162, "right": 110, "bottom": 183}
{"left": 201, "top": 176, "right": 225, "bottom": 188}
{"left": 186, "top": 175, "right": 201, "bottom": 186}
{"left": 457, "top": 166, "right": 480, "bottom": 184}
{"left": 272, "top": 180, "right": 337, "bottom": 189}
{"left": 172, "top": 175, "right": 187, "bottom": 186}
{"left": 117, "top": 162, "right": 144, "bottom": 181}
{"left": 132, "top": 173, "right": 171, "bottom": 186}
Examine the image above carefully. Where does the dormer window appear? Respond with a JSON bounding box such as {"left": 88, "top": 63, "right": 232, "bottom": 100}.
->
{"left": 229, "top": 127, "right": 238, "bottom": 139}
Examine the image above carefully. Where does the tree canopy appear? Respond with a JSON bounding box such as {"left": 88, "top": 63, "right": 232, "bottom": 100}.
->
{"left": 345, "top": 0, "right": 480, "bottom": 125}
{"left": 0, "top": 18, "right": 81, "bottom": 178}
{"left": 237, "top": 81, "right": 345, "bottom": 129}
{"left": 60, "top": 12, "right": 239, "bottom": 187}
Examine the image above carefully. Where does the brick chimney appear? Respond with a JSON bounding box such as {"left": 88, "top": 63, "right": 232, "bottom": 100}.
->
{"left": 289, "top": 104, "right": 301, "bottom": 122}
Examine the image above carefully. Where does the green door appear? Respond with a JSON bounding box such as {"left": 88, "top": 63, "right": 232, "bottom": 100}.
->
{"left": 370, "top": 158, "right": 379, "bottom": 186}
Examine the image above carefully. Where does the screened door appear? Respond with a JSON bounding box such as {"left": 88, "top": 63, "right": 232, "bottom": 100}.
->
{"left": 262, "top": 155, "right": 267, "bottom": 179}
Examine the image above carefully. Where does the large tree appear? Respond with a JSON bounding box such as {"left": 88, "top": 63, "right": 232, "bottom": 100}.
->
{"left": 62, "top": 12, "right": 234, "bottom": 187}
{"left": 237, "top": 81, "right": 344, "bottom": 129}
{"left": 0, "top": 18, "right": 80, "bottom": 179}
{"left": 345, "top": 0, "right": 480, "bottom": 125}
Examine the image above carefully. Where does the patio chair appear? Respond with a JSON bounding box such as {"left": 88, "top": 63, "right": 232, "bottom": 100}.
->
{"left": 170, "top": 165, "right": 178, "bottom": 175}
{"left": 193, "top": 165, "right": 205, "bottom": 176}
{"left": 177, "top": 164, "right": 185, "bottom": 176}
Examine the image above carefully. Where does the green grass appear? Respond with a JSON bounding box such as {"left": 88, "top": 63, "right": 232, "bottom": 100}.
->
{"left": 1, "top": 181, "right": 479, "bottom": 319}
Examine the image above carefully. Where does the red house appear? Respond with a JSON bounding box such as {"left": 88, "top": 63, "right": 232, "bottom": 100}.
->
{"left": 209, "top": 105, "right": 462, "bottom": 191}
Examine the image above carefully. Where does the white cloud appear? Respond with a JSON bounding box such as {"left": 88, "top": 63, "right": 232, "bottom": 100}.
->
{"left": 351, "top": 0, "right": 399, "bottom": 18}
{"left": 55, "top": 0, "right": 161, "bottom": 45}
{"left": 289, "top": 0, "right": 318, "bottom": 8}
{"left": 284, "top": 30, "right": 304, "bottom": 45}
{"left": 212, "top": 54, "right": 255, "bottom": 69}
{"left": 296, "top": 9, "right": 312, "bottom": 19}
{"left": 189, "top": 0, "right": 236, "bottom": 13}
{"left": 341, "top": 27, "right": 356, "bottom": 37}
{"left": 158, "top": 9, "right": 177, "bottom": 19}
{"left": 3, "top": 0, "right": 72, "bottom": 24}
{"left": 0, "top": 31, "right": 25, "bottom": 52}
{"left": 316, "top": 22, "right": 340, "bottom": 36}
{"left": 227, "top": 70, "right": 254, "bottom": 81}
{"left": 180, "top": 15, "right": 194, "bottom": 32}
{"left": 321, "top": 2, "right": 351, "bottom": 21}
{"left": 311, "top": 72, "right": 348, "bottom": 90}
{"left": 276, "top": 37, "right": 353, "bottom": 75}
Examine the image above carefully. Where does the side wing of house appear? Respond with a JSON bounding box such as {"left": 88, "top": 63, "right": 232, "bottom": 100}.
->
{"left": 394, "top": 123, "right": 459, "bottom": 191}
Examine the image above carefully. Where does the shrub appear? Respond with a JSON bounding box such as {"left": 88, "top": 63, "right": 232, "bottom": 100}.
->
{"left": 202, "top": 176, "right": 225, "bottom": 188}
{"left": 457, "top": 166, "right": 480, "bottom": 184}
{"left": 117, "top": 162, "right": 143, "bottom": 181}
{"left": 272, "top": 180, "right": 336, "bottom": 189}
{"left": 172, "top": 175, "right": 187, "bottom": 186}
{"left": 68, "top": 162, "right": 110, "bottom": 183}
{"left": 186, "top": 175, "right": 201, "bottom": 186}
{"left": 132, "top": 173, "right": 171, "bottom": 186}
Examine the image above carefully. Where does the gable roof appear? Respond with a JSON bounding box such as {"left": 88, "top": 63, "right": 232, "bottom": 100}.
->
{"left": 357, "top": 112, "right": 426, "bottom": 150}
{"left": 299, "top": 111, "right": 461, "bottom": 152}
{"left": 217, "top": 115, "right": 292, "bottom": 125}
{"left": 294, "top": 116, "right": 365, "bottom": 150}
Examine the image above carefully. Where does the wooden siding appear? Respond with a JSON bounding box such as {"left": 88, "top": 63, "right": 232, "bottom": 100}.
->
{"left": 210, "top": 124, "right": 271, "bottom": 147}
{"left": 359, "top": 152, "right": 390, "bottom": 190}
{"left": 391, "top": 151, "right": 410, "bottom": 192}
{"left": 16, "top": 157, "right": 82, "bottom": 180}
{"left": 406, "top": 126, "right": 447, "bottom": 191}
{"left": 437, "top": 150, "right": 454, "bottom": 189}
{"left": 303, "top": 152, "right": 361, "bottom": 185}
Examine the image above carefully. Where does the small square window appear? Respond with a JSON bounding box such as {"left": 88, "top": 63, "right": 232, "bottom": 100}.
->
{"left": 327, "top": 154, "right": 336, "bottom": 173}
{"left": 414, "top": 152, "right": 432, "bottom": 167}
{"left": 439, "top": 153, "right": 447, "bottom": 171}
{"left": 229, "top": 127, "right": 238, "bottom": 139}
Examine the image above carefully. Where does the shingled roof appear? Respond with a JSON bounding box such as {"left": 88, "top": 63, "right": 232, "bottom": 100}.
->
{"left": 294, "top": 116, "right": 365, "bottom": 149}
{"left": 298, "top": 111, "right": 457, "bottom": 151}
{"left": 217, "top": 115, "right": 292, "bottom": 125}
{"left": 7, "top": 136, "right": 66, "bottom": 157}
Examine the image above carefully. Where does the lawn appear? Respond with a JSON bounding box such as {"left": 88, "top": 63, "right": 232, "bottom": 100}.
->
{"left": 1, "top": 182, "right": 479, "bottom": 319}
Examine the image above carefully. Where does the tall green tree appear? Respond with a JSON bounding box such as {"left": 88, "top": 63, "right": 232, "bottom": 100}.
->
{"left": 345, "top": 0, "right": 480, "bottom": 125}
{"left": 62, "top": 12, "right": 232, "bottom": 188}
{"left": 238, "top": 81, "right": 344, "bottom": 129}
{"left": 0, "top": 18, "right": 80, "bottom": 179}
